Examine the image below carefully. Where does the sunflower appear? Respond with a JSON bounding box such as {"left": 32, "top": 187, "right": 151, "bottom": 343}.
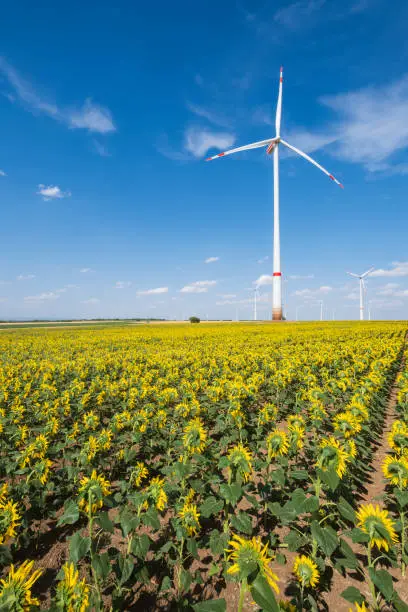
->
{"left": 266, "top": 429, "right": 289, "bottom": 460}
{"left": 130, "top": 461, "right": 149, "bottom": 488}
{"left": 31, "top": 458, "right": 53, "bottom": 485}
{"left": 143, "top": 476, "right": 167, "bottom": 512}
{"left": 292, "top": 555, "right": 319, "bottom": 588}
{"left": 382, "top": 454, "right": 408, "bottom": 488}
{"left": 178, "top": 501, "right": 200, "bottom": 536}
{"left": 348, "top": 603, "right": 368, "bottom": 612}
{"left": 343, "top": 438, "right": 357, "bottom": 460}
{"left": 258, "top": 403, "right": 278, "bottom": 426}
{"left": 278, "top": 600, "right": 297, "bottom": 612}
{"left": 356, "top": 504, "right": 398, "bottom": 551}
{"left": 288, "top": 425, "right": 304, "bottom": 453}
{"left": 182, "top": 417, "right": 207, "bottom": 454}
{"left": 0, "top": 560, "right": 43, "bottom": 610}
{"left": 388, "top": 427, "right": 408, "bottom": 456}
{"left": 0, "top": 499, "right": 21, "bottom": 544}
{"left": 226, "top": 534, "right": 279, "bottom": 594}
{"left": 288, "top": 415, "right": 305, "bottom": 430}
{"left": 82, "top": 410, "right": 99, "bottom": 431}
{"left": 333, "top": 412, "right": 362, "bottom": 439}
{"left": 55, "top": 562, "right": 90, "bottom": 612}
{"left": 97, "top": 428, "right": 113, "bottom": 451}
{"left": 55, "top": 562, "right": 90, "bottom": 611}
{"left": 316, "top": 436, "right": 349, "bottom": 478}
{"left": 227, "top": 443, "right": 253, "bottom": 483}
{"left": 78, "top": 470, "right": 111, "bottom": 515}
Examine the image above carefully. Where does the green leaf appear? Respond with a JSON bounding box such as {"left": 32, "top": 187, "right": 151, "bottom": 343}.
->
{"left": 193, "top": 599, "right": 226, "bottom": 612}
{"left": 120, "top": 510, "right": 139, "bottom": 537}
{"left": 131, "top": 533, "right": 150, "bottom": 560}
{"left": 368, "top": 568, "right": 394, "bottom": 602}
{"left": 250, "top": 574, "right": 280, "bottom": 612}
{"left": 159, "top": 576, "right": 172, "bottom": 592}
{"left": 318, "top": 468, "right": 340, "bottom": 492}
{"left": 350, "top": 527, "right": 370, "bottom": 544}
{"left": 0, "top": 545, "right": 13, "bottom": 566}
{"left": 393, "top": 593, "right": 408, "bottom": 612}
{"left": 310, "top": 521, "right": 339, "bottom": 557}
{"left": 271, "top": 468, "right": 285, "bottom": 487}
{"left": 200, "top": 496, "right": 224, "bottom": 518}
{"left": 69, "top": 532, "right": 91, "bottom": 564}
{"left": 143, "top": 507, "right": 161, "bottom": 530}
{"left": 57, "top": 500, "right": 79, "bottom": 526}
{"left": 208, "top": 563, "right": 220, "bottom": 577}
{"left": 119, "top": 556, "right": 134, "bottom": 586}
{"left": 97, "top": 511, "right": 114, "bottom": 533}
{"left": 340, "top": 586, "right": 365, "bottom": 605}
{"left": 180, "top": 568, "right": 192, "bottom": 592}
{"left": 394, "top": 489, "right": 408, "bottom": 509}
{"left": 219, "top": 483, "right": 242, "bottom": 506}
{"left": 174, "top": 462, "right": 190, "bottom": 480}
{"left": 283, "top": 530, "right": 307, "bottom": 552}
{"left": 290, "top": 469, "right": 308, "bottom": 481}
{"left": 338, "top": 497, "right": 356, "bottom": 523}
{"left": 301, "top": 495, "right": 319, "bottom": 513}
{"left": 92, "top": 552, "right": 110, "bottom": 580}
{"left": 276, "top": 552, "right": 286, "bottom": 565}
{"left": 338, "top": 539, "right": 358, "bottom": 569}
{"left": 230, "top": 511, "right": 253, "bottom": 535}
{"left": 209, "top": 530, "right": 229, "bottom": 556}
{"left": 187, "top": 537, "right": 199, "bottom": 559}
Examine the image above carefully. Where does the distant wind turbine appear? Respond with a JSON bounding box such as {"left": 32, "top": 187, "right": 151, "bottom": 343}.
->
{"left": 206, "top": 67, "right": 343, "bottom": 320}
{"left": 253, "top": 286, "right": 260, "bottom": 321}
{"left": 347, "top": 267, "right": 374, "bottom": 321}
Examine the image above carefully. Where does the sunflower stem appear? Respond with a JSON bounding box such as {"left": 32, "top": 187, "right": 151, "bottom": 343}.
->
{"left": 88, "top": 491, "right": 102, "bottom": 607}
{"left": 238, "top": 579, "right": 247, "bottom": 612}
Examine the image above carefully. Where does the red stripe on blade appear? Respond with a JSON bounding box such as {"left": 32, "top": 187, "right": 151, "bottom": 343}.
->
{"left": 218, "top": 152, "right": 225, "bottom": 157}
{"left": 273, "top": 272, "right": 282, "bottom": 277}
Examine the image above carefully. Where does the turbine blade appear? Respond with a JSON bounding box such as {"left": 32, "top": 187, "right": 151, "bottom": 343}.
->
{"left": 280, "top": 139, "right": 344, "bottom": 188}
{"left": 347, "top": 272, "right": 359, "bottom": 278}
{"left": 361, "top": 266, "right": 375, "bottom": 278}
{"left": 205, "top": 138, "right": 275, "bottom": 161}
{"left": 275, "top": 66, "right": 283, "bottom": 137}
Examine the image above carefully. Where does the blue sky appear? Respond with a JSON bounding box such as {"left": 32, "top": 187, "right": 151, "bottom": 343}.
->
{"left": 1, "top": 0, "right": 408, "bottom": 321}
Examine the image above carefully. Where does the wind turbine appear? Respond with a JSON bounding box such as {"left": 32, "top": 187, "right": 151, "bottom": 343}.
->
{"left": 206, "top": 67, "right": 343, "bottom": 320}
{"left": 347, "top": 268, "right": 374, "bottom": 321}
{"left": 253, "top": 286, "right": 260, "bottom": 321}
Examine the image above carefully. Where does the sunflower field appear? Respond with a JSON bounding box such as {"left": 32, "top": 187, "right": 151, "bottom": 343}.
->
{"left": 0, "top": 321, "right": 408, "bottom": 611}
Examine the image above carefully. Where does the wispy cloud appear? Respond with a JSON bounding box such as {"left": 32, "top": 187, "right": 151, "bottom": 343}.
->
{"left": 257, "top": 256, "right": 269, "bottom": 264}
{"left": 24, "top": 292, "right": 60, "bottom": 302}
{"left": 80, "top": 268, "right": 93, "bottom": 274}
{"left": 115, "top": 281, "right": 132, "bottom": 289}
{"left": 289, "top": 274, "right": 315, "bottom": 280}
{"left": 293, "top": 286, "right": 333, "bottom": 298}
{"left": 274, "top": 0, "right": 326, "bottom": 30}
{"left": 0, "top": 169, "right": 6, "bottom": 177}
{"left": 137, "top": 287, "right": 168, "bottom": 295}
{"left": 82, "top": 298, "right": 100, "bottom": 304}
{"left": 371, "top": 262, "right": 408, "bottom": 277}
{"left": 217, "top": 293, "right": 237, "bottom": 299}
{"left": 92, "top": 139, "right": 111, "bottom": 157}
{"left": 186, "top": 102, "right": 232, "bottom": 128}
{"left": 205, "top": 256, "right": 219, "bottom": 264}
{"left": 0, "top": 57, "right": 115, "bottom": 134}
{"left": 180, "top": 280, "right": 217, "bottom": 294}
{"left": 254, "top": 274, "right": 273, "bottom": 287}
{"left": 17, "top": 274, "right": 35, "bottom": 281}
{"left": 184, "top": 127, "right": 235, "bottom": 158}
{"left": 37, "top": 184, "right": 71, "bottom": 201}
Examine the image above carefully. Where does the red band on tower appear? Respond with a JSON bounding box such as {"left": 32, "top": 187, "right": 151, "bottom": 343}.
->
{"left": 273, "top": 272, "right": 282, "bottom": 277}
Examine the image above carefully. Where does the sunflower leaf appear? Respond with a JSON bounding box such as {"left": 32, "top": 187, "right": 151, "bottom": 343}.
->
{"left": 310, "top": 521, "right": 339, "bottom": 557}
{"left": 340, "top": 586, "right": 365, "bottom": 604}
{"left": 368, "top": 568, "right": 394, "bottom": 601}
{"left": 193, "top": 599, "right": 226, "bottom": 612}
{"left": 230, "top": 511, "right": 253, "bottom": 535}
{"left": 200, "top": 496, "right": 224, "bottom": 518}
{"left": 250, "top": 574, "right": 280, "bottom": 612}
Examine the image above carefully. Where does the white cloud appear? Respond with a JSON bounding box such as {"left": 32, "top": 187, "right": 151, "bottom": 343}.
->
{"left": 186, "top": 103, "right": 231, "bottom": 128}
{"left": 346, "top": 291, "right": 359, "bottom": 300}
{"left": 218, "top": 293, "right": 237, "bottom": 299}
{"left": 184, "top": 127, "right": 235, "bottom": 158}
{"left": 254, "top": 274, "right": 273, "bottom": 286}
{"left": 274, "top": 0, "right": 326, "bottom": 30}
{"left": 82, "top": 298, "right": 100, "bottom": 304}
{"left": 69, "top": 99, "right": 115, "bottom": 134}
{"left": 0, "top": 57, "right": 115, "bottom": 135}
{"left": 293, "top": 286, "right": 333, "bottom": 298}
{"left": 17, "top": 274, "right": 35, "bottom": 281}
{"left": 115, "top": 281, "right": 132, "bottom": 289}
{"left": 37, "top": 184, "right": 71, "bottom": 201}
{"left": 137, "top": 287, "right": 169, "bottom": 295}
{"left": 205, "top": 256, "right": 219, "bottom": 264}
{"left": 288, "top": 274, "right": 315, "bottom": 280}
{"left": 180, "top": 280, "right": 217, "bottom": 294}
{"left": 0, "top": 169, "right": 6, "bottom": 177}
{"left": 80, "top": 268, "right": 93, "bottom": 273}
{"left": 92, "top": 139, "right": 111, "bottom": 157}
{"left": 371, "top": 262, "right": 408, "bottom": 277}
{"left": 257, "top": 256, "right": 269, "bottom": 264}
{"left": 24, "top": 292, "right": 60, "bottom": 302}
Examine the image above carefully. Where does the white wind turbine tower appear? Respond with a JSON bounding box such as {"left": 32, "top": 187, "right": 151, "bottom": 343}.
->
{"left": 206, "top": 67, "right": 343, "bottom": 320}
{"left": 253, "top": 285, "right": 260, "bottom": 321}
{"left": 347, "top": 267, "right": 374, "bottom": 321}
